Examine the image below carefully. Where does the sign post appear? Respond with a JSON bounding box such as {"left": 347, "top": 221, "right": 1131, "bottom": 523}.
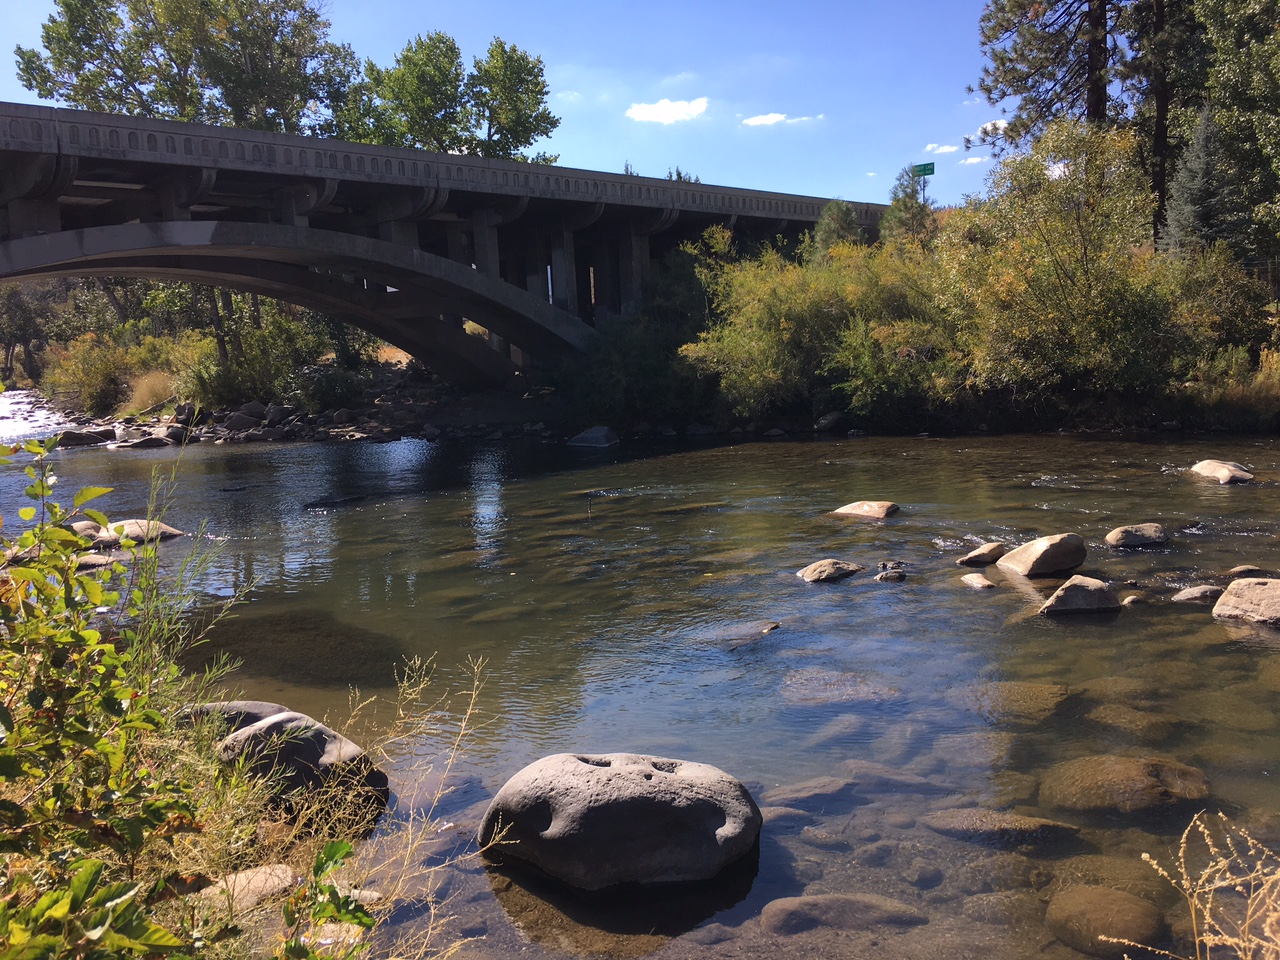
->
{"left": 910, "top": 162, "right": 934, "bottom": 206}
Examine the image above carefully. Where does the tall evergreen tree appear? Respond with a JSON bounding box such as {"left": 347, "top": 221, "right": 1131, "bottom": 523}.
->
{"left": 974, "top": 0, "right": 1121, "bottom": 149}
{"left": 879, "top": 167, "right": 938, "bottom": 247}
{"left": 1164, "top": 108, "right": 1258, "bottom": 256}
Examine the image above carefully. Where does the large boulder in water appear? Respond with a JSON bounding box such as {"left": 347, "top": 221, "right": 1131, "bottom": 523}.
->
{"left": 996, "top": 533, "right": 1087, "bottom": 577}
{"left": 1039, "top": 755, "right": 1208, "bottom": 814}
{"left": 196, "top": 701, "right": 389, "bottom": 807}
{"left": 1213, "top": 578, "right": 1280, "bottom": 625}
{"left": 478, "top": 752, "right": 761, "bottom": 891}
{"left": 1045, "top": 885, "right": 1166, "bottom": 959}
{"left": 1190, "top": 459, "right": 1253, "bottom": 484}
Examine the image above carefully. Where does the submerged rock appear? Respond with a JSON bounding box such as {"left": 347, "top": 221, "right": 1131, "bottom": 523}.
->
{"left": 831, "top": 500, "right": 900, "bottom": 520}
{"left": 1172, "top": 585, "right": 1224, "bottom": 604}
{"left": 962, "top": 573, "right": 996, "bottom": 589}
{"left": 1039, "top": 576, "right": 1121, "bottom": 615}
{"left": 1045, "top": 885, "right": 1165, "bottom": 959}
{"left": 947, "top": 680, "right": 1071, "bottom": 725}
{"left": 1190, "top": 459, "right": 1253, "bottom": 484}
{"left": 1039, "top": 755, "right": 1208, "bottom": 814}
{"left": 795, "top": 559, "right": 866, "bottom": 583}
{"left": 477, "top": 753, "right": 761, "bottom": 891}
{"left": 920, "top": 808, "right": 1079, "bottom": 846}
{"left": 760, "top": 893, "right": 927, "bottom": 935}
{"left": 996, "top": 533, "right": 1087, "bottom": 577}
{"left": 1213, "top": 578, "right": 1280, "bottom": 625}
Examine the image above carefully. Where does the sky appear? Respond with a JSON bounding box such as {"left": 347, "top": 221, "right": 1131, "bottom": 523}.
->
{"left": 0, "top": 0, "right": 1006, "bottom": 207}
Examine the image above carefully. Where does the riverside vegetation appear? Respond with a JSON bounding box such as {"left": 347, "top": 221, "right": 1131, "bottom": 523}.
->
{"left": 0, "top": 438, "right": 486, "bottom": 959}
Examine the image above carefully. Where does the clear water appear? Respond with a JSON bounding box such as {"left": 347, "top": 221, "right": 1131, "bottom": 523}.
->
{"left": 5, "top": 431, "right": 1280, "bottom": 958}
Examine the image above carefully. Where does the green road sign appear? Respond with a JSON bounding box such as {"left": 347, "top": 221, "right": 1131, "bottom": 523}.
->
{"left": 911, "top": 162, "right": 935, "bottom": 177}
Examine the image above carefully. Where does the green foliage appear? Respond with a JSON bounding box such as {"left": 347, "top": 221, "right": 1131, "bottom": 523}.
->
{"left": 346, "top": 32, "right": 560, "bottom": 162}
{"left": 938, "top": 121, "right": 1187, "bottom": 409}
{"left": 812, "top": 201, "right": 865, "bottom": 255}
{"left": 878, "top": 167, "right": 939, "bottom": 247}
{"left": 15, "top": 0, "right": 356, "bottom": 134}
{"left": 465, "top": 38, "right": 560, "bottom": 162}
{"left": 1165, "top": 108, "right": 1262, "bottom": 257}
{"left": 42, "top": 334, "right": 133, "bottom": 416}
{"left": 278, "top": 842, "right": 374, "bottom": 960}
{"left": 0, "top": 441, "right": 195, "bottom": 957}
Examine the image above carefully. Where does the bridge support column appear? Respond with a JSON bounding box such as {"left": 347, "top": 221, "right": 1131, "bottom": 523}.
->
{"left": 550, "top": 228, "right": 580, "bottom": 317}
{"left": 470, "top": 211, "right": 508, "bottom": 358}
{"left": 617, "top": 225, "right": 650, "bottom": 318}
{"left": 524, "top": 235, "right": 550, "bottom": 304}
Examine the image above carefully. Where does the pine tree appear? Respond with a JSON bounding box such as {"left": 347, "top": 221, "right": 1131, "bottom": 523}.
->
{"left": 878, "top": 168, "right": 938, "bottom": 247}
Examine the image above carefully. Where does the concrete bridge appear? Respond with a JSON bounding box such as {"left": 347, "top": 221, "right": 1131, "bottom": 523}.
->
{"left": 0, "top": 102, "right": 885, "bottom": 386}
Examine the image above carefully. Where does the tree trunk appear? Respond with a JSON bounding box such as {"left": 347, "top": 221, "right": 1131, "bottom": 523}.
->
{"left": 250, "top": 292, "right": 262, "bottom": 329}
{"left": 219, "top": 288, "right": 243, "bottom": 360}
{"left": 1085, "top": 0, "right": 1111, "bottom": 124}
{"left": 209, "top": 286, "right": 230, "bottom": 365}
{"left": 1150, "top": 0, "right": 1171, "bottom": 242}
{"left": 95, "top": 278, "right": 129, "bottom": 326}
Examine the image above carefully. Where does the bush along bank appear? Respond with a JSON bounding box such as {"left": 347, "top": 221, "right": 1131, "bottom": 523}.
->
{"left": 0, "top": 440, "right": 484, "bottom": 959}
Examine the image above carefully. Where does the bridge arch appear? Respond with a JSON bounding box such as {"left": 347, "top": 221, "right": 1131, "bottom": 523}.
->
{"left": 0, "top": 221, "right": 597, "bottom": 388}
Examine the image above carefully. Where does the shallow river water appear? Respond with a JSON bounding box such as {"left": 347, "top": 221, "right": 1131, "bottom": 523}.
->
{"left": 5, "top": 417, "right": 1280, "bottom": 959}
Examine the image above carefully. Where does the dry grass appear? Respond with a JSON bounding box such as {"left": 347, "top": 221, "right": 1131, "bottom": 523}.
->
{"left": 181, "top": 656, "right": 490, "bottom": 959}
{"left": 121, "top": 368, "right": 176, "bottom": 415}
{"left": 1110, "top": 811, "right": 1280, "bottom": 960}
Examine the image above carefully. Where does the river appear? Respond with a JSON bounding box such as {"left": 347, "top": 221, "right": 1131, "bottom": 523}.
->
{"left": 2, "top": 401, "right": 1278, "bottom": 958}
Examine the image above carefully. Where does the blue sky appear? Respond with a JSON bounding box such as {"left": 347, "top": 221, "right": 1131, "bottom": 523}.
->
{"left": 0, "top": 0, "right": 1004, "bottom": 206}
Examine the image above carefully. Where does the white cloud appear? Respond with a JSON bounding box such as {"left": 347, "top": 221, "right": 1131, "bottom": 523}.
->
{"left": 866, "top": 172, "right": 877, "bottom": 177}
{"left": 625, "top": 97, "right": 708, "bottom": 124}
{"left": 974, "top": 118, "right": 1008, "bottom": 140}
{"left": 925, "top": 143, "right": 959, "bottom": 154}
{"left": 959, "top": 156, "right": 988, "bottom": 165}
{"left": 556, "top": 90, "right": 582, "bottom": 103}
{"left": 742, "top": 112, "right": 823, "bottom": 127}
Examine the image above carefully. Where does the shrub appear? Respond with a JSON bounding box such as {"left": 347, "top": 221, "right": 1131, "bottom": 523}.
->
{"left": 41, "top": 333, "right": 131, "bottom": 416}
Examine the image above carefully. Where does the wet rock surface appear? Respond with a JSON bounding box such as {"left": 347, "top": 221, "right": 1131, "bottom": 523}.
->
{"left": 796, "top": 559, "right": 866, "bottom": 583}
{"left": 1039, "top": 575, "right": 1121, "bottom": 615}
{"left": 1213, "top": 577, "right": 1280, "bottom": 625}
{"left": 759, "top": 893, "right": 927, "bottom": 935}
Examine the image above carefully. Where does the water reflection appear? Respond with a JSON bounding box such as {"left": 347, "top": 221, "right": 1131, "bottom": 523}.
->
{"left": 469, "top": 444, "right": 507, "bottom": 565}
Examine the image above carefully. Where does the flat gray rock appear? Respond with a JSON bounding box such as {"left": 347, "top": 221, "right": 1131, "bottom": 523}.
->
{"left": 760, "top": 893, "right": 927, "bottom": 935}
{"left": 1105, "top": 523, "right": 1169, "bottom": 548}
{"left": 478, "top": 753, "right": 761, "bottom": 890}
{"left": 796, "top": 559, "right": 866, "bottom": 583}
{"left": 996, "top": 533, "right": 1087, "bottom": 577}
{"left": 1039, "top": 575, "right": 1121, "bottom": 615}
{"left": 1039, "top": 755, "right": 1208, "bottom": 814}
{"left": 962, "top": 572, "right": 996, "bottom": 589}
{"left": 1213, "top": 578, "right": 1280, "bottom": 625}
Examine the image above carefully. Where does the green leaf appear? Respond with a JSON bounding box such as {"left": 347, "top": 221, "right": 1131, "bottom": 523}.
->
{"left": 68, "top": 860, "right": 105, "bottom": 910}
{"left": 314, "top": 840, "right": 353, "bottom": 879}
{"left": 18, "top": 507, "right": 35, "bottom": 522}
{"left": 83, "top": 509, "right": 111, "bottom": 528}
{"left": 73, "top": 486, "right": 113, "bottom": 509}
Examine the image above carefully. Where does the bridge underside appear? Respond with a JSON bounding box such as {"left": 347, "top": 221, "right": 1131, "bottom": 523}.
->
{"left": 0, "top": 221, "right": 598, "bottom": 388}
